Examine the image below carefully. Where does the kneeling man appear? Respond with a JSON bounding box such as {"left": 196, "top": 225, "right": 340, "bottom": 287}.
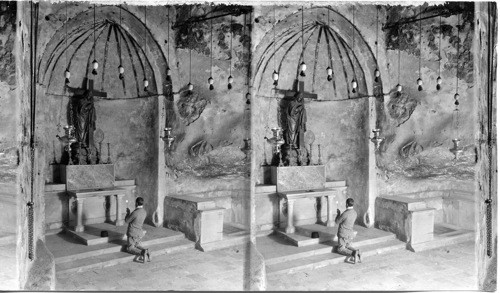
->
{"left": 125, "top": 197, "right": 151, "bottom": 263}
{"left": 335, "top": 198, "right": 361, "bottom": 263}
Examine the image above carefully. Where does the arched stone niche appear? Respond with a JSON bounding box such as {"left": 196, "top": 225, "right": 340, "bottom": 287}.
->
{"left": 36, "top": 3, "right": 175, "bottom": 224}
{"left": 253, "top": 6, "right": 382, "bottom": 99}
{"left": 37, "top": 4, "right": 170, "bottom": 98}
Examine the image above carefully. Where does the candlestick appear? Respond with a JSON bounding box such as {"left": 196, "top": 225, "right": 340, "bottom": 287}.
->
{"left": 106, "top": 142, "right": 112, "bottom": 164}
{"left": 317, "top": 144, "right": 323, "bottom": 165}
{"left": 52, "top": 141, "right": 58, "bottom": 164}
{"left": 98, "top": 142, "right": 102, "bottom": 164}
{"left": 263, "top": 141, "right": 269, "bottom": 166}
{"left": 309, "top": 144, "right": 313, "bottom": 166}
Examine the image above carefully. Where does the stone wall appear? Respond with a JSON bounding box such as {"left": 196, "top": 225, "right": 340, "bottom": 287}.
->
{"left": 163, "top": 5, "right": 252, "bottom": 228}
{"left": 374, "top": 3, "right": 476, "bottom": 206}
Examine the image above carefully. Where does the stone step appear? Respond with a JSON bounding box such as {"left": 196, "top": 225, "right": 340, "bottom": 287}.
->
{"left": 409, "top": 230, "right": 475, "bottom": 252}
{"left": 56, "top": 238, "right": 194, "bottom": 275}
{"left": 198, "top": 233, "right": 250, "bottom": 252}
{"left": 55, "top": 232, "right": 186, "bottom": 264}
{"left": 267, "top": 239, "right": 406, "bottom": 275}
{"left": 266, "top": 233, "right": 396, "bottom": 265}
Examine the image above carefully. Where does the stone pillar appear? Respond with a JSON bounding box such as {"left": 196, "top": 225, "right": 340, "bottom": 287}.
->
{"left": 285, "top": 199, "right": 296, "bottom": 234}
{"left": 75, "top": 198, "right": 84, "bottom": 232}
{"left": 474, "top": 3, "right": 497, "bottom": 291}
{"left": 326, "top": 195, "right": 335, "bottom": 227}
{"left": 365, "top": 96, "right": 378, "bottom": 228}
{"left": 115, "top": 193, "right": 125, "bottom": 226}
{"left": 154, "top": 95, "right": 167, "bottom": 227}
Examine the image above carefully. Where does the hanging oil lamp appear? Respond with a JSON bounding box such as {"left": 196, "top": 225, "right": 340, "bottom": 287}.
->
{"left": 299, "top": 7, "right": 306, "bottom": 77}
{"left": 65, "top": 69, "right": 71, "bottom": 85}
{"left": 417, "top": 78, "right": 423, "bottom": 91}
{"left": 351, "top": 79, "right": 358, "bottom": 93}
{"left": 246, "top": 92, "right": 251, "bottom": 104}
{"left": 299, "top": 61, "right": 307, "bottom": 77}
{"left": 228, "top": 75, "right": 233, "bottom": 90}
{"left": 118, "top": 65, "right": 124, "bottom": 80}
{"left": 91, "top": 4, "right": 98, "bottom": 76}
{"left": 188, "top": 82, "right": 194, "bottom": 92}
{"left": 449, "top": 13, "right": 463, "bottom": 160}
{"left": 143, "top": 78, "right": 149, "bottom": 91}
{"left": 64, "top": 4, "right": 70, "bottom": 86}
{"left": 272, "top": 70, "right": 279, "bottom": 86}
{"left": 374, "top": 6, "right": 380, "bottom": 83}
{"left": 436, "top": 15, "right": 442, "bottom": 91}
{"left": 92, "top": 59, "right": 98, "bottom": 75}
{"left": 417, "top": 6, "right": 423, "bottom": 92}
{"left": 208, "top": 18, "right": 214, "bottom": 91}
{"left": 326, "top": 67, "right": 333, "bottom": 81}
{"left": 374, "top": 69, "right": 380, "bottom": 83}
{"left": 208, "top": 76, "right": 214, "bottom": 90}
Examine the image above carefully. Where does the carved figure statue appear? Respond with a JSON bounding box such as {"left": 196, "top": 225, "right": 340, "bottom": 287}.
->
{"left": 74, "top": 90, "right": 97, "bottom": 150}
{"left": 284, "top": 92, "right": 307, "bottom": 150}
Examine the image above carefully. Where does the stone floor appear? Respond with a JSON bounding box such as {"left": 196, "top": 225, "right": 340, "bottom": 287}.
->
{"left": 56, "top": 240, "right": 477, "bottom": 291}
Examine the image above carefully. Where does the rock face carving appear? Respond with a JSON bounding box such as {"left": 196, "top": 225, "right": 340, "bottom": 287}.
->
{"left": 387, "top": 91, "right": 418, "bottom": 127}
{"left": 189, "top": 140, "right": 213, "bottom": 157}
{"left": 399, "top": 140, "right": 423, "bottom": 158}
{"left": 177, "top": 90, "right": 208, "bottom": 126}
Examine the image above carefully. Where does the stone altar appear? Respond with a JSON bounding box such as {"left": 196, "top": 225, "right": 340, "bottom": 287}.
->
{"left": 60, "top": 164, "right": 136, "bottom": 241}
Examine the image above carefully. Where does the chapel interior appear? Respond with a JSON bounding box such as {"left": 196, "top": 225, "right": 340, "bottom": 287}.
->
{"left": 0, "top": 1, "right": 496, "bottom": 291}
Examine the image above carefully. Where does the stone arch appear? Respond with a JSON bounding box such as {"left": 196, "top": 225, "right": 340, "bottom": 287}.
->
{"left": 253, "top": 6, "right": 382, "bottom": 99}
{"left": 37, "top": 5, "right": 171, "bottom": 98}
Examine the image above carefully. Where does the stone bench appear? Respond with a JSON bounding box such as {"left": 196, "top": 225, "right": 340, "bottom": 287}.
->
{"left": 164, "top": 195, "right": 225, "bottom": 251}
{"left": 375, "top": 196, "right": 434, "bottom": 249}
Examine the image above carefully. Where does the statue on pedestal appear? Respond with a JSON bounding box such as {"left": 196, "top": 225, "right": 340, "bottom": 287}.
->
{"left": 283, "top": 91, "right": 307, "bottom": 150}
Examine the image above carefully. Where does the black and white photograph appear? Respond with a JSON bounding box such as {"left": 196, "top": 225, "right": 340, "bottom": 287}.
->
{"left": 0, "top": 0, "right": 496, "bottom": 291}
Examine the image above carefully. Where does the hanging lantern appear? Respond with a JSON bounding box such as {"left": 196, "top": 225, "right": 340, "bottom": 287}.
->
{"left": 64, "top": 69, "right": 70, "bottom": 85}
{"left": 92, "top": 59, "right": 99, "bottom": 75}
{"left": 228, "top": 75, "right": 233, "bottom": 90}
{"left": 396, "top": 83, "right": 402, "bottom": 96}
{"left": 300, "top": 61, "right": 307, "bottom": 77}
{"left": 118, "top": 65, "right": 124, "bottom": 80}
{"left": 272, "top": 70, "right": 279, "bottom": 86}
{"left": 188, "top": 82, "right": 194, "bottom": 92}
{"left": 208, "top": 76, "right": 214, "bottom": 91}
{"left": 143, "top": 78, "right": 149, "bottom": 91}
{"left": 374, "top": 69, "right": 380, "bottom": 83}
{"left": 326, "top": 67, "right": 333, "bottom": 81}
{"left": 436, "top": 76, "right": 442, "bottom": 90}
{"left": 166, "top": 66, "right": 171, "bottom": 77}
{"left": 454, "top": 93, "right": 460, "bottom": 106}
{"left": 417, "top": 78, "right": 423, "bottom": 91}
{"left": 246, "top": 92, "right": 251, "bottom": 104}
{"left": 351, "top": 79, "right": 357, "bottom": 93}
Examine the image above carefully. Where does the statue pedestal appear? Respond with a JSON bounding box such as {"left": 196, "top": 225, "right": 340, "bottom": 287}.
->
{"left": 271, "top": 165, "right": 326, "bottom": 192}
